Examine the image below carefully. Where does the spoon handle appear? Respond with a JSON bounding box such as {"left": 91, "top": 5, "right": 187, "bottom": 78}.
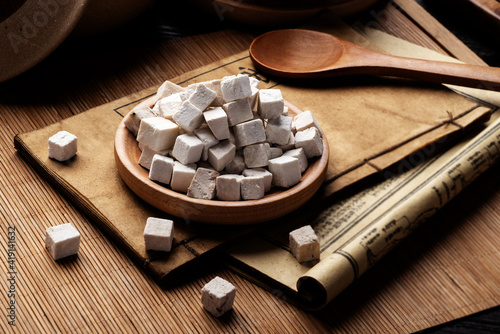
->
{"left": 351, "top": 49, "right": 500, "bottom": 91}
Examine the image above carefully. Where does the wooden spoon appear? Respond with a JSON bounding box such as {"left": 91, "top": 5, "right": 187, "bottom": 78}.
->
{"left": 249, "top": 29, "right": 500, "bottom": 90}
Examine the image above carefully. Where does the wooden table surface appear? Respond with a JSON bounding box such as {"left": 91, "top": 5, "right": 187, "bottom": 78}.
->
{"left": 1, "top": 0, "right": 499, "bottom": 333}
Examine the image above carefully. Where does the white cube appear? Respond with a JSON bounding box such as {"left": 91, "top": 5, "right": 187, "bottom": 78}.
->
{"left": 45, "top": 223, "right": 80, "bottom": 260}
{"left": 227, "top": 128, "right": 236, "bottom": 145}
{"left": 48, "top": 131, "right": 78, "bottom": 162}
{"left": 294, "top": 127, "right": 323, "bottom": 158}
{"left": 240, "top": 175, "right": 265, "bottom": 200}
{"left": 282, "top": 106, "right": 289, "bottom": 116}
{"left": 202, "top": 79, "right": 225, "bottom": 107}
{"left": 242, "top": 168, "right": 273, "bottom": 192}
{"left": 289, "top": 225, "right": 320, "bottom": 263}
{"left": 188, "top": 83, "right": 217, "bottom": 111}
{"left": 243, "top": 143, "right": 270, "bottom": 168}
{"left": 138, "top": 145, "right": 170, "bottom": 170}
{"left": 170, "top": 161, "right": 197, "bottom": 193}
{"left": 124, "top": 105, "right": 155, "bottom": 136}
{"left": 172, "top": 134, "right": 204, "bottom": 164}
{"left": 187, "top": 167, "right": 220, "bottom": 200}
{"left": 179, "top": 87, "right": 195, "bottom": 101}
{"left": 269, "top": 147, "right": 283, "bottom": 159}
{"left": 173, "top": 100, "right": 204, "bottom": 133}
{"left": 201, "top": 276, "right": 236, "bottom": 317}
{"left": 153, "top": 93, "right": 183, "bottom": 119}
{"left": 266, "top": 115, "right": 293, "bottom": 145}
{"left": 137, "top": 117, "right": 179, "bottom": 152}
{"left": 268, "top": 156, "right": 301, "bottom": 188}
{"left": 223, "top": 98, "right": 253, "bottom": 126}
{"left": 283, "top": 147, "right": 308, "bottom": 173}
{"left": 294, "top": 110, "right": 321, "bottom": 132}
{"left": 194, "top": 127, "right": 219, "bottom": 161}
{"left": 224, "top": 152, "right": 246, "bottom": 174}
{"left": 155, "top": 80, "right": 184, "bottom": 101}
{"left": 248, "top": 77, "right": 260, "bottom": 112}
{"left": 203, "top": 107, "right": 230, "bottom": 140}
{"left": 216, "top": 174, "right": 242, "bottom": 201}
{"left": 144, "top": 217, "right": 174, "bottom": 252}
{"left": 258, "top": 89, "right": 284, "bottom": 120}
{"left": 149, "top": 154, "right": 174, "bottom": 185}
{"left": 233, "top": 119, "right": 266, "bottom": 148}
{"left": 208, "top": 140, "right": 236, "bottom": 171}
{"left": 277, "top": 132, "right": 296, "bottom": 151}
{"left": 221, "top": 74, "right": 252, "bottom": 102}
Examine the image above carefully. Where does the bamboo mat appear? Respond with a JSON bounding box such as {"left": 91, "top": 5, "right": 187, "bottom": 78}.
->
{"left": 1, "top": 0, "right": 500, "bottom": 333}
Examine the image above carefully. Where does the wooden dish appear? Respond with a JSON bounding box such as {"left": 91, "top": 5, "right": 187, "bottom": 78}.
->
{"left": 114, "top": 97, "right": 329, "bottom": 225}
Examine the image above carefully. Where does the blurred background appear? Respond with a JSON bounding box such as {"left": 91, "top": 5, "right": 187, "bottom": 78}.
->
{"left": 1, "top": 0, "right": 499, "bottom": 84}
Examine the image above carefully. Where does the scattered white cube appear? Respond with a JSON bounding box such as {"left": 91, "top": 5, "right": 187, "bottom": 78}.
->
{"left": 283, "top": 147, "right": 308, "bottom": 173}
{"left": 173, "top": 100, "right": 204, "bottom": 133}
{"left": 242, "top": 168, "right": 273, "bottom": 192}
{"left": 203, "top": 107, "right": 230, "bottom": 140}
{"left": 144, "top": 217, "right": 174, "bottom": 252}
{"left": 258, "top": 89, "right": 284, "bottom": 120}
{"left": 208, "top": 140, "right": 236, "bottom": 171}
{"left": 243, "top": 143, "right": 270, "bottom": 168}
{"left": 240, "top": 175, "right": 265, "bottom": 200}
{"left": 45, "top": 223, "right": 80, "bottom": 260}
{"left": 216, "top": 174, "right": 242, "bottom": 201}
{"left": 170, "top": 161, "right": 197, "bottom": 193}
{"left": 124, "top": 105, "right": 155, "bottom": 136}
{"left": 220, "top": 74, "right": 252, "bottom": 102}
{"left": 224, "top": 152, "right": 246, "bottom": 174}
{"left": 149, "top": 154, "right": 174, "bottom": 185}
{"left": 172, "top": 134, "right": 204, "bottom": 164}
{"left": 155, "top": 80, "right": 185, "bottom": 101}
{"left": 194, "top": 127, "right": 219, "bottom": 161}
{"left": 201, "top": 276, "right": 237, "bottom": 317}
{"left": 138, "top": 145, "right": 170, "bottom": 170}
{"left": 266, "top": 115, "right": 293, "bottom": 145}
{"left": 294, "top": 127, "right": 323, "bottom": 159}
{"left": 294, "top": 110, "right": 321, "bottom": 132}
{"left": 289, "top": 225, "right": 320, "bottom": 263}
{"left": 223, "top": 98, "right": 253, "bottom": 126}
{"left": 268, "top": 156, "right": 301, "bottom": 188}
{"left": 137, "top": 117, "right": 179, "bottom": 152}
{"left": 48, "top": 131, "right": 78, "bottom": 162}
{"left": 187, "top": 167, "right": 220, "bottom": 199}
{"left": 153, "top": 93, "right": 183, "bottom": 120}
{"left": 233, "top": 119, "right": 266, "bottom": 148}
{"left": 188, "top": 83, "right": 217, "bottom": 111}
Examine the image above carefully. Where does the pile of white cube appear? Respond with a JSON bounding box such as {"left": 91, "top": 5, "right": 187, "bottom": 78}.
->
{"left": 124, "top": 74, "right": 323, "bottom": 201}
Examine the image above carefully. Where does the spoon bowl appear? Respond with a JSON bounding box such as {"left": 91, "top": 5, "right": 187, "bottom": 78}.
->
{"left": 249, "top": 29, "right": 500, "bottom": 90}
